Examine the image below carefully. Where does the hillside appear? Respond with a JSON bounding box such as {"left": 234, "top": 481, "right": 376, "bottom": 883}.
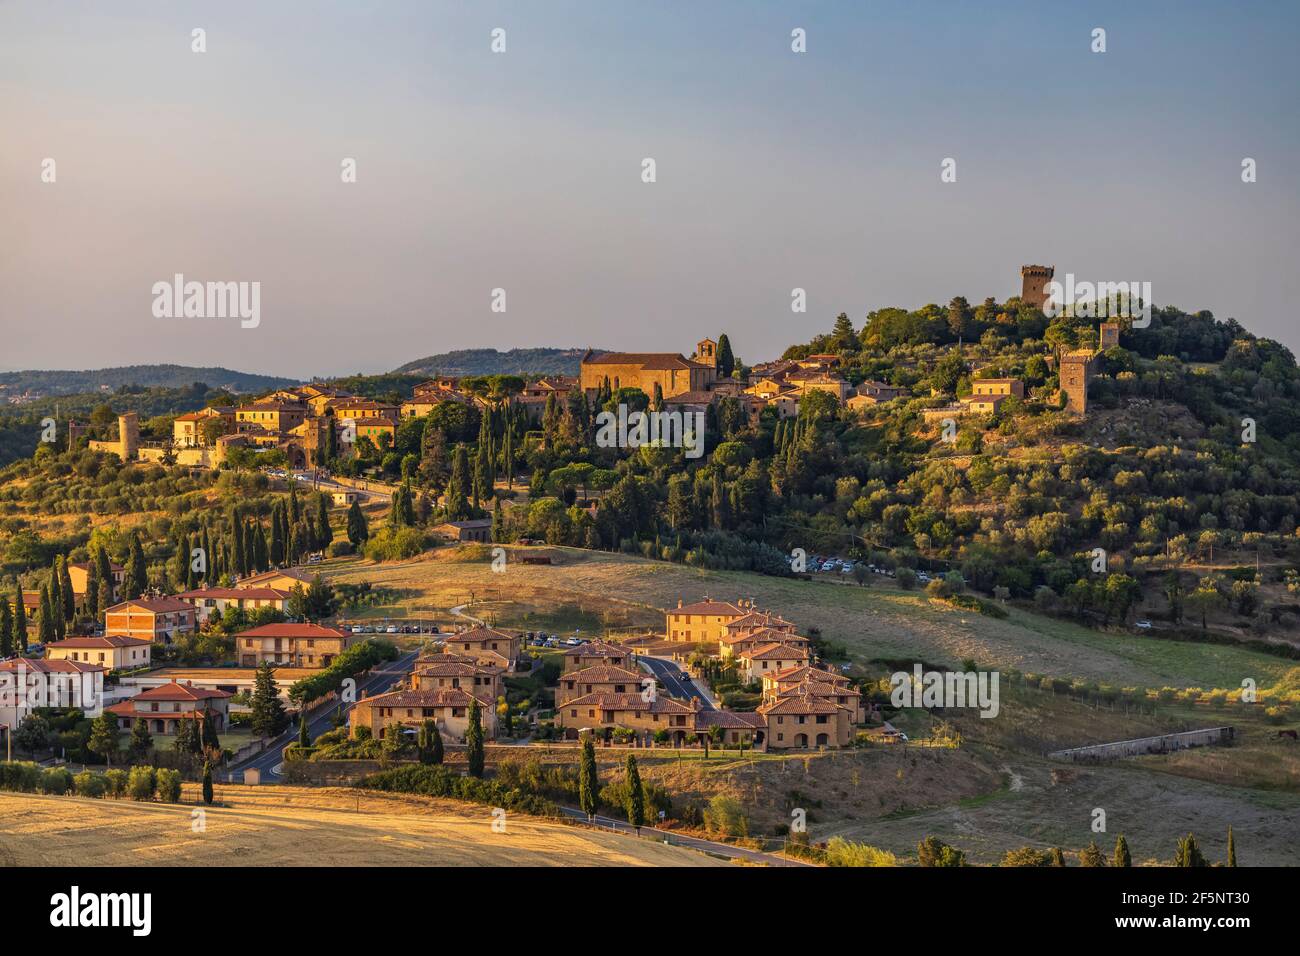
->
{"left": 393, "top": 348, "right": 594, "bottom": 378}
{"left": 0, "top": 365, "right": 295, "bottom": 398}
{"left": 0, "top": 787, "right": 724, "bottom": 867}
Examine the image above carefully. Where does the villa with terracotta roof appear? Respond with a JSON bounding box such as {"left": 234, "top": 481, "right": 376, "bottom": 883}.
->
{"left": 176, "top": 586, "right": 291, "bottom": 624}
{"left": 555, "top": 664, "right": 646, "bottom": 705}
{"left": 579, "top": 347, "right": 717, "bottom": 400}
{"left": 665, "top": 596, "right": 763, "bottom": 644}
{"left": 556, "top": 692, "right": 700, "bottom": 744}
{"left": 67, "top": 560, "right": 125, "bottom": 603}
{"left": 44, "top": 634, "right": 153, "bottom": 672}
{"left": 0, "top": 658, "right": 105, "bottom": 727}
{"left": 103, "top": 597, "right": 196, "bottom": 645}
{"left": 234, "top": 623, "right": 359, "bottom": 668}
{"left": 107, "top": 681, "right": 232, "bottom": 735}
{"left": 351, "top": 687, "right": 497, "bottom": 744}
{"left": 446, "top": 626, "right": 521, "bottom": 669}
{"left": 757, "top": 685, "right": 853, "bottom": 749}
{"left": 737, "top": 642, "right": 810, "bottom": 684}
{"left": 562, "top": 640, "right": 634, "bottom": 671}
{"left": 236, "top": 568, "right": 317, "bottom": 592}
{"left": 411, "top": 655, "right": 504, "bottom": 700}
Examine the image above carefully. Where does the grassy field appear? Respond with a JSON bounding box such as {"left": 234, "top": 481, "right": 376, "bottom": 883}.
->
{"left": 326, "top": 545, "right": 1298, "bottom": 693}
{"left": 0, "top": 786, "right": 726, "bottom": 867}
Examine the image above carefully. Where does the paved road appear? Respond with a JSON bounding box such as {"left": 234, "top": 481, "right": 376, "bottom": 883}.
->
{"left": 638, "top": 655, "right": 714, "bottom": 710}
{"left": 556, "top": 807, "right": 811, "bottom": 867}
{"left": 230, "top": 650, "right": 418, "bottom": 781}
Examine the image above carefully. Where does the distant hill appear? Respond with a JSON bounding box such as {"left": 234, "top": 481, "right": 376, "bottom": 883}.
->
{"left": 0, "top": 365, "right": 296, "bottom": 397}
{"left": 393, "top": 348, "right": 595, "bottom": 378}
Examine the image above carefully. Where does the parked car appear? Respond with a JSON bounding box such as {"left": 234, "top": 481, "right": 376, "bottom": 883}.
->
{"left": 1134, "top": 620, "right": 1154, "bottom": 630}
{"left": 385, "top": 625, "right": 398, "bottom": 634}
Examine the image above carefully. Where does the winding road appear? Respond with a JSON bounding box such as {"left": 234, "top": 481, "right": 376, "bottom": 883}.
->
{"left": 556, "top": 807, "right": 811, "bottom": 866}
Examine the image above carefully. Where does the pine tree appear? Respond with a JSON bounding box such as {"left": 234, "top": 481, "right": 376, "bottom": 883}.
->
{"left": 465, "top": 698, "right": 485, "bottom": 778}
{"left": 1226, "top": 826, "right": 1236, "bottom": 867}
{"left": 250, "top": 663, "right": 288, "bottom": 736}
{"left": 1113, "top": 834, "right": 1132, "bottom": 867}
{"left": 201, "top": 761, "right": 214, "bottom": 805}
{"left": 87, "top": 712, "right": 119, "bottom": 765}
{"left": 624, "top": 753, "right": 645, "bottom": 833}
{"left": 579, "top": 738, "right": 599, "bottom": 822}
{"left": 128, "top": 717, "right": 153, "bottom": 762}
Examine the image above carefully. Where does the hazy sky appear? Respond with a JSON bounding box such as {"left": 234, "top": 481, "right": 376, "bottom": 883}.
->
{"left": 4, "top": 0, "right": 1298, "bottom": 379}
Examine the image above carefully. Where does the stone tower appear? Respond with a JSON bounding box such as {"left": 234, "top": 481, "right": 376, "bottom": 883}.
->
{"left": 118, "top": 412, "right": 140, "bottom": 460}
{"left": 694, "top": 338, "right": 718, "bottom": 368}
{"left": 1099, "top": 321, "right": 1120, "bottom": 349}
{"left": 1020, "top": 264, "right": 1055, "bottom": 312}
{"left": 1058, "top": 350, "right": 1096, "bottom": 416}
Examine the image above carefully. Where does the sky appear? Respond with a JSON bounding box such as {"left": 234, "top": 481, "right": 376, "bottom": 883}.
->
{"left": 3, "top": 0, "right": 1298, "bottom": 379}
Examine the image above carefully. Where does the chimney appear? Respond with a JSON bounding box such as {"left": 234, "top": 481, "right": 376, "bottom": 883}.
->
{"left": 677, "top": 598, "right": 683, "bottom": 609}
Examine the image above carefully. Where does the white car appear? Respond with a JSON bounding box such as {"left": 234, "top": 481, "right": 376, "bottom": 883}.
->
{"left": 385, "top": 625, "right": 398, "bottom": 634}
{"left": 1134, "top": 620, "right": 1153, "bottom": 630}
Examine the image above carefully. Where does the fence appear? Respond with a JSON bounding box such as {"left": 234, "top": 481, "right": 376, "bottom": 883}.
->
{"left": 1048, "top": 726, "right": 1235, "bottom": 763}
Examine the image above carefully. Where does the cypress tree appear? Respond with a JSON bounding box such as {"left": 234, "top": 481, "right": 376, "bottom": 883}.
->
{"left": 289, "top": 485, "right": 300, "bottom": 526}
{"left": 1226, "top": 826, "right": 1236, "bottom": 867}
{"left": 417, "top": 719, "right": 436, "bottom": 764}
{"left": 201, "top": 761, "right": 214, "bottom": 805}
{"left": 0, "top": 600, "right": 14, "bottom": 659}
{"left": 624, "top": 753, "right": 645, "bottom": 833}
{"left": 250, "top": 663, "right": 288, "bottom": 736}
{"left": 231, "top": 514, "right": 247, "bottom": 577}
{"left": 465, "top": 698, "right": 485, "bottom": 778}
{"left": 96, "top": 580, "right": 111, "bottom": 622}
{"left": 430, "top": 721, "right": 443, "bottom": 764}
{"left": 57, "top": 555, "right": 75, "bottom": 621}
{"left": 1078, "top": 840, "right": 1106, "bottom": 867}
{"left": 254, "top": 522, "right": 269, "bottom": 571}
{"left": 579, "top": 739, "right": 599, "bottom": 822}
{"left": 716, "top": 333, "right": 735, "bottom": 377}
{"left": 298, "top": 708, "right": 311, "bottom": 749}
{"left": 1049, "top": 846, "right": 1065, "bottom": 867}
{"left": 38, "top": 584, "right": 55, "bottom": 645}
{"left": 85, "top": 558, "right": 101, "bottom": 618}
{"left": 201, "top": 704, "right": 221, "bottom": 752}
{"left": 316, "top": 493, "right": 333, "bottom": 550}
{"left": 12, "top": 583, "right": 26, "bottom": 650}
{"left": 492, "top": 498, "right": 504, "bottom": 543}
{"left": 48, "top": 559, "right": 63, "bottom": 622}
{"left": 270, "top": 504, "right": 285, "bottom": 566}
{"left": 126, "top": 532, "right": 147, "bottom": 599}
{"left": 347, "top": 499, "right": 368, "bottom": 547}
{"left": 94, "top": 546, "right": 115, "bottom": 602}
{"left": 1113, "top": 834, "right": 1131, "bottom": 867}
{"left": 1174, "top": 833, "right": 1206, "bottom": 867}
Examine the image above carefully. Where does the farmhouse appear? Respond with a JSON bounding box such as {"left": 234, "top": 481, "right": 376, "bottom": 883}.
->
{"left": 351, "top": 687, "right": 497, "bottom": 744}
{"left": 106, "top": 681, "right": 232, "bottom": 735}
{"left": 44, "top": 634, "right": 152, "bottom": 672}
{"left": 103, "top": 597, "right": 196, "bottom": 645}
{"left": 234, "top": 623, "right": 359, "bottom": 668}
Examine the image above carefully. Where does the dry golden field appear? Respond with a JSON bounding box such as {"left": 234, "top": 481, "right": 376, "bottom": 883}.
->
{"left": 0, "top": 786, "right": 726, "bottom": 867}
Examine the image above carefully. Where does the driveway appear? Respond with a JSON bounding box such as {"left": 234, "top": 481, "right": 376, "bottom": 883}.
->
{"left": 229, "top": 650, "right": 418, "bottom": 781}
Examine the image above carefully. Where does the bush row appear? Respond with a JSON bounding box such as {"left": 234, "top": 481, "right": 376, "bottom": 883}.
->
{"left": 0, "top": 763, "right": 183, "bottom": 803}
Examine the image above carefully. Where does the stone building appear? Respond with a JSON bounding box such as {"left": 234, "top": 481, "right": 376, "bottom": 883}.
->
{"left": 1020, "top": 264, "right": 1055, "bottom": 311}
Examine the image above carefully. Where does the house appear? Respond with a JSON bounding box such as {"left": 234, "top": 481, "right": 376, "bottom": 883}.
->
{"left": 432, "top": 519, "right": 492, "bottom": 543}
{"left": 665, "top": 596, "right": 760, "bottom": 644}
{"left": 117, "top": 666, "right": 320, "bottom": 702}
{"left": 556, "top": 692, "right": 699, "bottom": 745}
{"left": 44, "top": 634, "right": 153, "bottom": 672}
{"left": 234, "top": 623, "right": 360, "bottom": 668}
{"left": 175, "top": 586, "right": 291, "bottom": 625}
{"left": 958, "top": 394, "right": 1007, "bottom": 416}
{"left": 555, "top": 664, "right": 646, "bottom": 706}
{"left": 103, "top": 597, "right": 196, "bottom": 645}
{"left": 172, "top": 407, "right": 235, "bottom": 447}
{"left": 969, "top": 378, "right": 1024, "bottom": 399}
{"left": 67, "top": 560, "right": 125, "bottom": 602}
{"left": 331, "top": 490, "right": 362, "bottom": 507}
{"left": 692, "top": 709, "right": 767, "bottom": 749}
{"left": 446, "top": 626, "right": 520, "bottom": 669}
{"left": 720, "top": 627, "right": 811, "bottom": 661}
{"left": 106, "top": 681, "right": 232, "bottom": 735}
{"left": 0, "top": 659, "right": 105, "bottom": 728}
{"left": 350, "top": 687, "right": 496, "bottom": 744}
{"left": 235, "top": 401, "right": 307, "bottom": 435}
{"left": 329, "top": 398, "right": 400, "bottom": 425}
{"left": 411, "top": 655, "right": 504, "bottom": 700}
{"left": 237, "top": 568, "right": 317, "bottom": 592}
{"left": 562, "top": 641, "right": 633, "bottom": 672}
{"left": 757, "top": 686, "right": 853, "bottom": 749}
{"left": 349, "top": 418, "right": 396, "bottom": 446}
{"left": 763, "top": 665, "right": 866, "bottom": 723}
{"left": 737, "top": 642, "right": 810, "bottom": 684}
{"left": 856, "top": 380, "right": 909, "bottom": 402}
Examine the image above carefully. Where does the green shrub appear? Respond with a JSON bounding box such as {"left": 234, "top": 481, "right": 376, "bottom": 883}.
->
{"left": 74, "top": 771, "right": 109, "bottom": 798}
{"left": 824, "top": 837, "right": 898, "bottom": 867}
{"left": 0, "top": 761, "right": 41, "bottom": 792}
{"left": 104, "top": 768, "right": 129, "bottom": 798}
{"left": 156, "top": 768, "right": 182, "bottom": 803}
{"left": 127, "top": 766, "right": 157, "bottom": 801}
{"left": 39, "top": 767, "right": 74, "bottom": 795}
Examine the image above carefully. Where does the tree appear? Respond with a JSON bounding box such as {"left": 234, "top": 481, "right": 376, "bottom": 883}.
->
{"left": 12, "top": 583, "right": 27, "bottom": 650}
{"left": 57, "top": 555, "right": 75, "bottom": 621}
{"left": 200, "top": 706, "right": 221, "bottom": 752}
{"left": 624, "top": 754, "right": 645, "bottom": 833}
{"left": 347, "top": 500, "right": 369, "bottom": 547}
{"left": 87, "top": 712, "right": 120, "bottom": 766}
{"left": 716, "top": 333, "right": 735, "bottom": 377}
{"left": 125, "top": 531, "right": 148, "bottom": 599}
{"left": 417, "top": 718, "right": 441, "bottom": 764}
{"left": 298, "top": 708, "right": 311, "bottom": 749}
{"left": 302, "top": 575, "right": 337, "bottom": 622}
{"left": 465, "top": 698, "right": 485, "bottom": 777}
{"left": 579, "top": 738, "right": 599, "bottom": 822}
{"left": 201, "top": 761, "right": 214, "bottom": 805}
{"left": 37, "top": 584, "right": 55, "bottom": 645}
{"left": 250, "top": 663, "right": 289, "bottom": 737}
{"left": 1049, "top": 847, "right": 1065, "bottom": 867}
{"left": 916, "top": 835, "right": 965, "bottom": 867}
{"left": 315, "top": 493, "right": 333, "bottom": 550}
{"left": 127, "top": 717, "right": 153, "bottom": 762}
{"left": 1226, "top": 826, "right": 1236, "bottom": 867}
{"left": 1078, "top": 840, "right": 1106, "bottom": 867}
{"left": 1174, "top": 832, "right": 1207, "bottom": 867}
{"left": 382, "top": 720, "right": 406, "bottom": 759}
{"left": 173, "top": 715, "right": 201, "bottom": 754}
{"left": 1113, "top": 834, "right": 1132, "bottom": 867}
{"left": 0, "top": 599, "right": 13, "bottom": 659}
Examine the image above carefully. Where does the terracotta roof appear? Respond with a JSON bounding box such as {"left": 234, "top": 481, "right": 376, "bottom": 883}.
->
{"left": 558, "top": 664, "right": 644, "bottom": 684}
{"left": 562, "top": 692, "right": 695, "bottom": 715}
{"left": 121, "top": 681, "right": 232, "bottom": 702}
{"left": 413, "top": 660, "right": 493, "bottom": 677}
{"left": 582, "top": 352, "right": 704, "bottom": 371}
{"left": 359, "top": 687, "right": 491, "bottom": 709}
{"left": 0, "top": 658, "right": 105, "bottom": 675}
{"left": 451, "top": 625, "right": 518, "bottom": 644}
{"left": 69, "top": 560, "right": 125, "bottom": 573}
{"left": 236, "top": 623, "right": 348, "bottom": 639}
{"left": 563, "top": 641, "right": 627, "bottom": 658}
{"left": 176, "top": 587, "right": 290, "bottom": 601}
{"left": 771, "top": 665, "right": 849, "bottom": 685}
{"left": 758, "top": 690, "right": 843, "bottom": 716}
{"left": 238, "top": 568, "right": 315, "bottom": 587}
{"left": 46, "top": 634, "right": 152, "bottom": 649}
{"left": 671, "top": 599, "right": 746, "bottom": 617}
{"left": 743, "top": 642, "right": 810, "bottom": 662}
{"left": 105, "top": 597, "right": 194, "bottom": 614}
{"left": 694, "top": 710, "right": 766, "bottom": 729}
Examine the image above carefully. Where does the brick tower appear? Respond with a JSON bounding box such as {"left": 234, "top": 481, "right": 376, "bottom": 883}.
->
{"left": 1058, "top": 350, "right": 1096, "bottom": 415}
{"left": 1020, "top": 265, "right": 1055, "bottom": 312}
{"left": 1099, "top": 321, "right": 1120, "bottom": 349}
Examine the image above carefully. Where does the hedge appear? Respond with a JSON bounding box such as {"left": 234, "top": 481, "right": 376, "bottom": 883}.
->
{"left": 357, "top": 764, "right": 557, "bottom": 817}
